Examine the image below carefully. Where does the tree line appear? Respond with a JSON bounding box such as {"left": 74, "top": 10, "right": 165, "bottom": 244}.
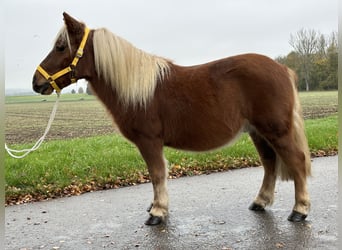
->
{"left": 276, "top": 28, "right": 338, "bottom": 91}
{"left": 71, "top": 86, "right": 93, "bottom": 94}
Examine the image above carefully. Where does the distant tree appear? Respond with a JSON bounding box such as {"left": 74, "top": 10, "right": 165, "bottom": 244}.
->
{"left": 319, "top": 35, "right": 338, "bottom": 90}
{"left": 282, "top": 29, "right": 338, "bottom": 91}
{"left": 276, "top": 51, "right": 304, "bottom": 88}
{"left": 78, "top": 87, "right": 84, "bottom": 94}
{"left": 289, "top": 28, "right": 320, "bottom": 91}
{"left": 316, "top": 34, "right": 327, "bottom": 58}
{"left": 276, "top": 51, "right": 301, "bottom": 71}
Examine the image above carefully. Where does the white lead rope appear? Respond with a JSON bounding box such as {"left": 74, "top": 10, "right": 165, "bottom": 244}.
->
{"left": 5, "top": 94, "right": 60, "bottom": 159}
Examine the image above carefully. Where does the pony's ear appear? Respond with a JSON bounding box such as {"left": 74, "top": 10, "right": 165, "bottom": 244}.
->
{"left": 63, "top": 12, "right": 83, "bottom": 34}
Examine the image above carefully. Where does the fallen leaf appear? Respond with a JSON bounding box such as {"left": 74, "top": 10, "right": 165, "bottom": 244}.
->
{"left": 275, "top": 242, "right": 285, "bottom": 248}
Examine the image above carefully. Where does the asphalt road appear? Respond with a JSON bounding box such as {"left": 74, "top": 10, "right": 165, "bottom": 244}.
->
{"left": 5, "top": 156, "right": 337, "bottom": 250}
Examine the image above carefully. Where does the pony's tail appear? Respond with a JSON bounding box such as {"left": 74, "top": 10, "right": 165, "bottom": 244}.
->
{"left": 276, "top": 68, "right": 311, "bottom": 180}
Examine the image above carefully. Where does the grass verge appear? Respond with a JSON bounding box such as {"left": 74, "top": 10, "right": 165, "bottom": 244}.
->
{"left": 5, "top": 115, "right": 338, "bottom": 205}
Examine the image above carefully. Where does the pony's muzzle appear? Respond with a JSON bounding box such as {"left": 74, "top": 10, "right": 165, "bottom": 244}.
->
{"left": 32, "top": 73, "right": 53, "bottom": 95}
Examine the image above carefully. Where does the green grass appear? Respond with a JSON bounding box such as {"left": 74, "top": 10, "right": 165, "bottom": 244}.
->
{"left": 299, "top": 91, "right": 337, "bottom": 106}
{"left": 5, "top": 115, "right": 338, "bottom": 204}
{"left": 305, "top": 115, "right": 338, "bottom": 155}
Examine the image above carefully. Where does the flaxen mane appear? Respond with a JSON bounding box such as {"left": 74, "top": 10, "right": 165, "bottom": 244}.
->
{"left": 93, "top": 28, "right": 170, "bottom": 107}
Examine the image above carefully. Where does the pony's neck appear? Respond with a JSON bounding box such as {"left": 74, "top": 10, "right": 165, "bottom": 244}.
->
{"left": 87, "top": 76, "right": 137, "bottom": 129}
{"left": 89, "top": 77, "right": 120, "bottom": 111}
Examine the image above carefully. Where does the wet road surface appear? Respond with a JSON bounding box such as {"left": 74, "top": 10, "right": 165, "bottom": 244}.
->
{"left": 6, "top": 156, "right": 337, "bottom": 249}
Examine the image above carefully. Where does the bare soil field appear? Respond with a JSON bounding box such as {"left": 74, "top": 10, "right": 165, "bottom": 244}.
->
{"left": 5, "top": 91, "right": 337, "bottom": 144}
{"left": 5, "top": 99, "right": 117, "bottom": 144}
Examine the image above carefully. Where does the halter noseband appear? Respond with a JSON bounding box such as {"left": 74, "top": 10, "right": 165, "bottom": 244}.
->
{"left": 37, "top": 27, "right": 90, "bottom": 94}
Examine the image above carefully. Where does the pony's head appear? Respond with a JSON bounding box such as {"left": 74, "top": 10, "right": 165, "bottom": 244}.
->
{"left": 32, "top": 13, "right": 92, "bottom": 95}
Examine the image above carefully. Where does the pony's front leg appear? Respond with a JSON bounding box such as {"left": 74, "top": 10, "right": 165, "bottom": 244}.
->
{"left": 146, "top": 161, "right": 169, "bottom": 225}
{"left": 136, "top": 140, "right": 169, "bottom": 225}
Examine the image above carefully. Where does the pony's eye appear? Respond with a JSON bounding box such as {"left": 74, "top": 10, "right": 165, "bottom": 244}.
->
{"left": 56, "top": 45, "right": 66, "bottom": 52}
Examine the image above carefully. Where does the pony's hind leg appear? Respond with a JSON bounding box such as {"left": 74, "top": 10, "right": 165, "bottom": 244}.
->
{"left": 271, "top": 135, "right": 311, "bottom": 222}
{"left": 136, "top": 139, "right": 169, "bottom": 225}
{"left": 260, "top": 128, "right": 311, "bottom": 222}
{"left": 249, "top": 131, "right": 277, "bottom": 211}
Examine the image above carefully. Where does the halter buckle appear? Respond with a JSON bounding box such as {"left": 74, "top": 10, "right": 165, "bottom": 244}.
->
{"left": 76, "top": 48, "right": 84, "bottom": 58}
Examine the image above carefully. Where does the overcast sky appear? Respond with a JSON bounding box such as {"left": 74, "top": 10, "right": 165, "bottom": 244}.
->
{"left": 4, "top": 0, "right": 338, "bottom": 91}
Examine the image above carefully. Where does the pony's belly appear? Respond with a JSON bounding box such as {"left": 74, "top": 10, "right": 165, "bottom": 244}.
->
{"left": 165, "top": 125, "right": 245, "bottom": 152}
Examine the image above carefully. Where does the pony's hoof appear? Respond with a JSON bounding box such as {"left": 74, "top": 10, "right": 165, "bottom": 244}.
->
{"left": 249, "top": 202, "right": 265, "bottom": 211}
{"left": 288, "top": 210, "right": 307, "bottom": 222}
{"left": 145, "top": 215, "right": 163, "bottom": 226}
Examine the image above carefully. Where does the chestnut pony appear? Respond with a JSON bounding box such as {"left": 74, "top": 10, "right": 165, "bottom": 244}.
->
{"left": 33, "top": 13, "right": 311, "bottom": 225}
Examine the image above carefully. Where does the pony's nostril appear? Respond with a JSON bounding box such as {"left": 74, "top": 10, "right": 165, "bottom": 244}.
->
{"left": 40, "top": 84, "right": 50, "bottom": 93}
{"left": 32, "top": 82, "right": 41, "bottom": 93}
{"left": 33, "top": 81, "right": 50, "bottom": 94}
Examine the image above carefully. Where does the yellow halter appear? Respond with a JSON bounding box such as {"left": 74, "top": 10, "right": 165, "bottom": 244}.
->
{"left": 37, "top": 27, "right": 90, "bottom": 94}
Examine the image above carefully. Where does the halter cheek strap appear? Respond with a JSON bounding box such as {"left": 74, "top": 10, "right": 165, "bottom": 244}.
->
{"left": 37, "top": 27, "right": 90, "bottom": 94}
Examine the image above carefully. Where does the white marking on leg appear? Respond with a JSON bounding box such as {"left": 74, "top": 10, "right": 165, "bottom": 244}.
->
{"left": 150, "top": 157, "right": 169, "bottom": 218}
